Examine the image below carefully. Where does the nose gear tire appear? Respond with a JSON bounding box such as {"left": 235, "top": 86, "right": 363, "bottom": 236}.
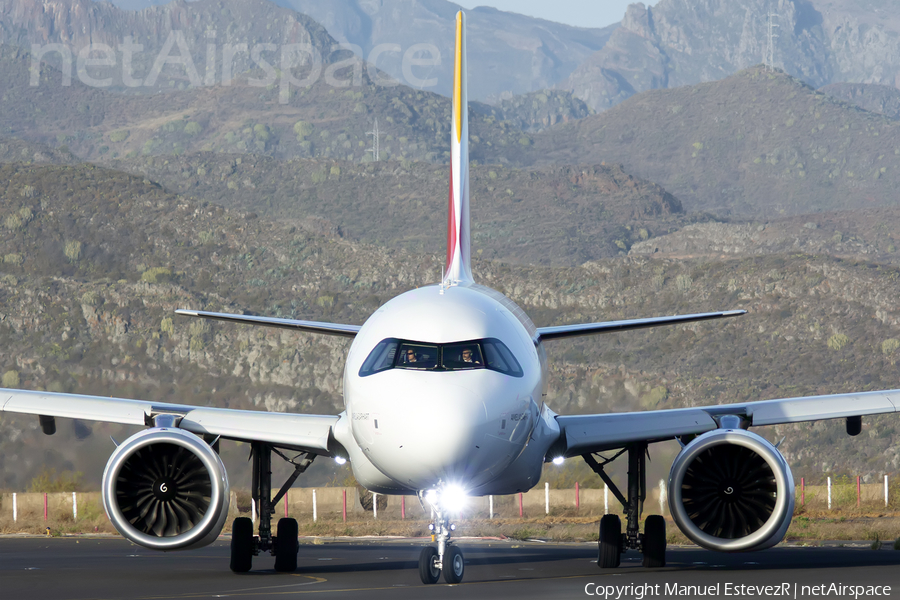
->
{"left": 443, "top": 546, "right": 465, "bottom": 584}
{"left": 419, "top": 546, "right": 441, "bottom": 584}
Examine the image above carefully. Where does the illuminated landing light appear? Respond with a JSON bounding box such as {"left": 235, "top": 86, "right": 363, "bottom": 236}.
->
{"left": 441, "top": 484, "right": 468, "bottom": 513}
{"left": 334, "top": 457, "right": 347, "bottom": 465}
{"left": 552, "top": 456, "right": 565, "bottom": 465}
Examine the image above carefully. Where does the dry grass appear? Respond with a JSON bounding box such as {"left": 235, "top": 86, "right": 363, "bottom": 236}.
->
{"left": 6, "top": 508, "right": 900, "bottom": 547}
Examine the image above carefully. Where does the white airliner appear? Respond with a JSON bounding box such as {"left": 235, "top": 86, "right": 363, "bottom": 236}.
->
{"left": 3, "top": 10, "right": 900, "bottom": 584}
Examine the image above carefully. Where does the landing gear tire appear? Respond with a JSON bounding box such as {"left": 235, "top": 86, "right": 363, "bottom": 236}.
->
{"left": 230, "top": 517, "right": 254, "bottom": 573}
{"left": 642, "top": 515, "right": 666, "bottom": 568}
{"left": 419, "top": 546, "right": 441, "bottom": 584}
{"left": 443, "top": 546, "right": 465, "bottom": 584}
{"left": 598, "top": 514, "right": 622, "bottom": 569}
{"left": 274, "top": 518, "right": 299, "bottom": 572}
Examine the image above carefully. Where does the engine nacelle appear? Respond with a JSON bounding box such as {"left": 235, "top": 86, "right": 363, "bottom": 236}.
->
{"left": 102, "top": 427, "right": 230, "bottom": 551}
{"left": 668, "top": 429, "right": 794, "bottom": 552}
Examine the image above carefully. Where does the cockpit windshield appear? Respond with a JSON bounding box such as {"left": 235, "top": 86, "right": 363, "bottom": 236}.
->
{"left": 359, "top": 338, "right": 523, "bottom": 377}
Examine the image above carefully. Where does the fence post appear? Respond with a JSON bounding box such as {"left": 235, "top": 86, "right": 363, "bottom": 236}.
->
{"left": 801, "top": 478, "right": 805, "bottom": 506}
{"left": 575, "top": 482, "right": 580, "bottom": 511}
{"left": 489, "top": 495, "right": 494, "bottom": 520}
{"left": 545, "top": 482, "right": 549, "bottom": 515}
{"left": 73, "top": 492, "right": 77, "bottom": 521}
{"left": 827, "top": 477, "right": 832, "bottom": 510}
{"left": 518, "top": 492, "right": 523, "bottom": 518}
{"left": 373, "top": 493, "right": 377, "bottom": 519}
{"left": 44, "top": 493, "right": 48, "bottom": 521}
{"left": 604, "top": 485, "right": 609, "bottom": 515}
{"left": 659, "top": 479, "right": 666, "bottom": 515}
{"left": 886, "top": 475, "right": 890, "bottom": 508}
{"left": 342, "top": 489, "right": 347, "bottom": 523}
{"left": 401, "top": 496, "right": 406, "bottom": 520}
{"left": 857, "top": 476, "right": 861, "bottom": 508}
{"left": 12, "top": 493, "right": 16, "bottom": 522}
{"left": 285, "top": 490, "right": 289, "bottom": 518}
{"left": 312, "top": 489, "right": 317, "bottom": 523}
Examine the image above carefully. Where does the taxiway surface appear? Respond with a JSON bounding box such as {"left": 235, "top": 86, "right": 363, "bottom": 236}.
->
{"left": 0, "top": 537, "right": 898, "bottom": 599}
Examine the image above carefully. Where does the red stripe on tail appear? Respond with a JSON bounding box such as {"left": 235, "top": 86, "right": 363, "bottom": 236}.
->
{"left": 447, "top": 164, "right": 456, "bottom": 269}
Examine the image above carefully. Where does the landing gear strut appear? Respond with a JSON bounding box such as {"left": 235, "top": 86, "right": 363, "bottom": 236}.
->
{"left": 418, "top": 485, "right": 465, "bottom": 584}
{"left": 583, "top": 442, "right": 666, "bottom": 568}
{"left": 230, "top": 442, "right": 315, "bottom": 573}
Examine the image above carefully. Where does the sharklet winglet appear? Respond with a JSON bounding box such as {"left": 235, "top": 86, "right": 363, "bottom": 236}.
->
{"left": 443, "top": 10, "right": 473, "bottom": 286}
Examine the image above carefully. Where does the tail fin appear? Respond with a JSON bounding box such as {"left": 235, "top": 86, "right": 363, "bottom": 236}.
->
{"left": 443, "top": 10, "right": 473, "bottom": 285}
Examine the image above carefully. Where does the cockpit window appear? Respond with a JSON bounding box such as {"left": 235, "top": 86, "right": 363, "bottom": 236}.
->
{"left": 442, "top": 343, "right": 484, "bottom": 370}
{"left": 358, "top": 339, "right": 398, "bottom": 376}
{"left": 397, "top": 343, "right": 438, "bottom": 369}
{"left": 482, "top": 339, "right": 524, "bottom": 377}
{"left": 359, "top": 337, "right": 523, "bottom": 377}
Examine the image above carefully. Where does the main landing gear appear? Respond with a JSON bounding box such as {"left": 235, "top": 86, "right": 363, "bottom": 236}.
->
{"left": 418, "top": 486, "right": 465, "bottom": 584}
{"left": 584, "top": 442, "right": 666, "bottom": 569}
{"left": 230, "top": 442, "right": 316, "bottom": 573}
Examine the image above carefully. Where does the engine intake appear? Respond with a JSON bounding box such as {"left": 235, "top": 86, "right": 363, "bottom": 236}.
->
{"left": 668, "top": 429, "right": 794, "bottom": 552}
{"left": 102, "top": 427, "right": 230, "bottom": 551}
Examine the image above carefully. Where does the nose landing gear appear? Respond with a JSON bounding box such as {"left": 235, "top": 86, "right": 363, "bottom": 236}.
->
{"left": 418, "top": 486, "right": 466, "bottom": 584}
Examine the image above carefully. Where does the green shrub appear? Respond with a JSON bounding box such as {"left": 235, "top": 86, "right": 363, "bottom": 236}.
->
{"left": 108, "top": 130, "right": 130, "bottom": 143}
{"left": 160, "top": 317, "right": 174, "bottom": 335}
{"left": 184, "top": 122, "right": 203, "bottom": 136}
{"left": 141, "top": 267, "right": 173, "bottom": 284}
{"left": 64, "top": 240, "right": 82, "bottom": 262}
{"left": 2, "top": 370, "right": 19, "bottom": 387}
{"left": 828, "top": 333, "right": 849, "bottom": 351}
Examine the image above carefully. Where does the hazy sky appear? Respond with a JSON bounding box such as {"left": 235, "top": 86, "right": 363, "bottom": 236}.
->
{"left": 454, "top": 0, "right": 659, "bottom": 29}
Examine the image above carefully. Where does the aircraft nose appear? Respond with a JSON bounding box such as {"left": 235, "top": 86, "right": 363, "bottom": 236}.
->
{"left": 364, "top": 382, "right": 499, "bottom": 487}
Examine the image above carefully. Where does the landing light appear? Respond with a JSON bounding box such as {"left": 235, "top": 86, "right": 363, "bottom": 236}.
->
{"left": 440, "top": 484, "right": 468, "bottom": 513}
{"left": 552, "top": 456, "right": 565, "bottom": 465}
{"left": 334, "top": 457, "right": 347, "bottom": 465}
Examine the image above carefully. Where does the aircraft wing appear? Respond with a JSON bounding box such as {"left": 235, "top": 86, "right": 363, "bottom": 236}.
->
{"left": 176, "top": 309, "right": 361, "bottom": 338}
{"left": 536, "top": 310, "right": 746, "bottom": 341}
{"left": 555, "top": 389, "right": 900, "bottom": 456}
{"left": 0, "top": 388, "right": 339, "bottom": 455}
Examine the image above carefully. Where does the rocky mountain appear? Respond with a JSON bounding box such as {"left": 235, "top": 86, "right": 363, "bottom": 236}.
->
{"left": 820, "top": 82, "right": 900, "bottom": 120}
{"left": 0, "top": 42, "right": 547, "bottom": 164}
{"left": 104, "top": 152, "right": 690, "bottom": 265}
{"left": 2, "top": 159, "right": 900, "bottom": 486}
{"left": 560, "top": 0, "right": 900, "bottom": 113}
{"left": 512, "top": 67, "right": 900, "bottom": 219}
{"left": 91, "top": 0, "right": 616, "bottom": 102}
{"left": 0, "top": 0, "right": 342, "bottom": 91}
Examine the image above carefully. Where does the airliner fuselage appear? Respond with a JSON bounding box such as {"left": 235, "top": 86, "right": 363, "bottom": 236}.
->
{"left": 340, "top": 283, "right": 557, "bottom": 495}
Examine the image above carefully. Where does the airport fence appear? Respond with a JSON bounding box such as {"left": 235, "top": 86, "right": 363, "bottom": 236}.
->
{"left": 2, "top": 476, "right": 900, "bottom": 525}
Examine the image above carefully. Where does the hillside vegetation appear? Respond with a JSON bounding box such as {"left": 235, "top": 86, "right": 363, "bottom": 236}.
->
{"left": 0, "top": 162, "right": 899, "bottom": 487}
{"left": 107, "top": 153, "right": 691, "bottom": 266}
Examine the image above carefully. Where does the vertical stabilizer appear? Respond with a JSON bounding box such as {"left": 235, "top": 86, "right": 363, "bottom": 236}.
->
{"left": 443, "top": 11, "right": 473, "bottom": 285}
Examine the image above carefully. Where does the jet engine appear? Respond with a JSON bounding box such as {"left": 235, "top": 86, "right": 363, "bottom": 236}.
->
{"left": 102, "top": 427, "right": 230, "bottom": 551}
{"left": 668, "top": 429, "right": 794, "bottom": 552}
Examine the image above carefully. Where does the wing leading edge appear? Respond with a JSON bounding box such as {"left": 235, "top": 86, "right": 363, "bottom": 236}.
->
{"left": 176, "top": 309, "right": 360, "bottom": 338}
{"left": 554, "top": 389, "right": 900, "bottom": 457}
{"left": 536, "top": 310, "right": 746, "bottom": 342}
{"left": 0, "top": 388, "right": 340, "bottom": 454}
